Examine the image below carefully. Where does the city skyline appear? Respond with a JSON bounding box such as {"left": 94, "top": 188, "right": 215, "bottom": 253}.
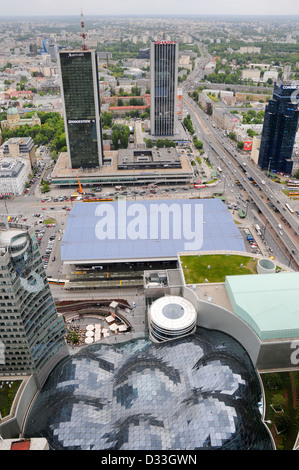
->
{"left": 0, "top": 0, "right": 299, "bottom": 17}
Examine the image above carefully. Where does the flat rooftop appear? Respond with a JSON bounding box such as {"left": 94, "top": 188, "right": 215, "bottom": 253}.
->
{"left": 51, "top": 150, "right": 192, "bottom": 182}
{"left": 225, "top": 272, "right": 299, "bottom": 340}
{"left": 61, "top": 198, "right": 245, "bottom": 264}
{"left": 117, "top": 147, "right": 182, "bottom": 169}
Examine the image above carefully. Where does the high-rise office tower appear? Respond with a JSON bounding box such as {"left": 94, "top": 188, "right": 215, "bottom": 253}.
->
{"left": 150, "top": 40, "right": 178, "bottom": 136}
{"left": 59, "top": 50, "right": 103, "bottom": 169}
{"left": 258, "top": 82, "right": 299, "bottom": 174}
{"left": 0, "top": 222, "right": 68, "bottom": 387}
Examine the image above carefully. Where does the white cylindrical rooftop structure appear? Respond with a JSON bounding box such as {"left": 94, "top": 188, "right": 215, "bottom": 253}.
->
{"left": 149, "top": 295, "right": 197, "bottom": 342}
{"left": 257, "top": 258, "right": 276, "bottom": 274}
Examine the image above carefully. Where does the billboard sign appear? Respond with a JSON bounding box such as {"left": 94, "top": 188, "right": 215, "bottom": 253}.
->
{"left": 244, "top": 141, "right": 252, "bottom": 151}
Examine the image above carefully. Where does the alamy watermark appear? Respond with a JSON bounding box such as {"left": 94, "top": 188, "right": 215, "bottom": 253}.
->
{"left": 289, "top": 80, "right": 299, "bottom": 106}
{"left": 94, "top": 199, "right": 204, "bottom": 251}
{"left": 290, "top": 341, "right": 299, "bottom": 365}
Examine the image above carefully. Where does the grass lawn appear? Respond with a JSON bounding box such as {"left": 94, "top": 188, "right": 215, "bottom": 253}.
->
{"left": 44, "top": 218, "right": 56, "bottom": 224}
{"left": 180, "top": 254, "right": 257, "bottom": 284}
{"left": 0, "top": 380, "right": 22, "bottom": 418}
{"left": 261, "top": 372, "right": 299, "bottom": 450}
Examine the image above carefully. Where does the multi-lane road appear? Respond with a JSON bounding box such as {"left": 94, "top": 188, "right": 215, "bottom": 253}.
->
{"left": 182, "top": 91, "right": 299, "bottom": 269}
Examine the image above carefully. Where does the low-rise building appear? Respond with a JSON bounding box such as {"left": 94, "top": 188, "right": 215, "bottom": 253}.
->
{"left": 241, "top": 69, "right": 261, "bottom": 82}
{"left": 2, "top": 136, "right": 36, "bottom": 172}
{"left": 212, "top": 106, "right": 241, "bottom": 132}
{"left": 0, "top": 160, "right": 27, "bottom": 196}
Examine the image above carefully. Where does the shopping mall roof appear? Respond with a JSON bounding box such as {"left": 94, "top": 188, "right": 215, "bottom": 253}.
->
{"left": 61, "top": 198, "right": 245, "bottom": 264}
{"left": 225, "top": 272, "right": 299, "bottom": 340}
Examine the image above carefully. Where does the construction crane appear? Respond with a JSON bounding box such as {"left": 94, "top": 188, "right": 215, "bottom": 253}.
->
{"left": 76, "top": 174, "right": 83, "bottom": 194}
{"left": 80, "top": 10, "right": 87, "bottom": 51}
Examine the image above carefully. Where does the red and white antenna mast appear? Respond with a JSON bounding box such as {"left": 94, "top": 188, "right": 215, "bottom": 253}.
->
{"left": 80, "top": 10, "right": 87, "bottom": 51}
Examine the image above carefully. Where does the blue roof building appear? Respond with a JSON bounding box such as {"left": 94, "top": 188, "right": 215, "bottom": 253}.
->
{"left": 61, "top": 199, "right": 245, "bottom": 265}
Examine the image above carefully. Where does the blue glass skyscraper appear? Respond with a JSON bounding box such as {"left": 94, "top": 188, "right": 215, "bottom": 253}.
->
{"left": 258, "top": 83, "right": 299, "bottom": 174}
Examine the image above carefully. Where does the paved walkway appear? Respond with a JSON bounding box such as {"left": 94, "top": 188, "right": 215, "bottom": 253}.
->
{"left": 52, "top": 286, "right": 148, "bottom": 348}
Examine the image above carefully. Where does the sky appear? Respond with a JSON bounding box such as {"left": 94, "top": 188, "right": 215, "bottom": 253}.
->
{"left": 1, "top": 0, "right": 299, "bottom": 17}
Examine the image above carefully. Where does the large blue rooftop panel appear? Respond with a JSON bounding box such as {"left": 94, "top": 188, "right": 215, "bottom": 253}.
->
{"left": 61, "top": 199, "right": 245, "bottom": 262}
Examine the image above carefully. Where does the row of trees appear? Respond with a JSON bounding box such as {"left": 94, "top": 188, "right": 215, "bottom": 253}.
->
{"left": 115, "top": 97, "right": 144, "bottom": 107}
{"left": 183, "top": 115, "right": 195, "bottom": 135}
{"left": 146, "top": 138, "right": 176, "bottom": 149}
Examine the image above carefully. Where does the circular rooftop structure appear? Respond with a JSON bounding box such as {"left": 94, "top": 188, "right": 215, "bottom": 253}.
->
{"left": 257, "top": 258, "right": 276, "bottom": 274}
{"left": 149, "top": 295, "right": 197, "bottom": 342}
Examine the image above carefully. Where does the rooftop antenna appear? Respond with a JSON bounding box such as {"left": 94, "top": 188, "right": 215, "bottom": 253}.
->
{"left": 80, "top": 9, "right": 87, "bottom": 51}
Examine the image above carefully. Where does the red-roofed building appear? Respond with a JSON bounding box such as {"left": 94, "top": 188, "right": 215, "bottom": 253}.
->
{"left": 10, "top": 439, "right": 31, "bottom": 450}
{"left": 0, "top": 438, "right": 49, "bottom": 450}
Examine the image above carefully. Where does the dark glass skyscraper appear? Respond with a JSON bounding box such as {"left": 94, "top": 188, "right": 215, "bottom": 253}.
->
{"left": 150, "top": 41, "right": 178, "bottom": 136}
{"left": 258, "top": 83, "right": 299, "bottom": 174}
{"left": 59, "top": 50, "right": 103, "bottom": 169}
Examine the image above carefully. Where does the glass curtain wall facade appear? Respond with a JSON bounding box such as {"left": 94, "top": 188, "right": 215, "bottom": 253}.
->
{"left": 258, "top": 83, "right": 299, "bottom": 174}
{"left": 59, "top": 50, "right": 103, "bottom": 169}
{"left": 150, "top": 41, "right": 178, "bottom": 136}
{"left": 0, "top": 224, "right": 67, "bottom": 386}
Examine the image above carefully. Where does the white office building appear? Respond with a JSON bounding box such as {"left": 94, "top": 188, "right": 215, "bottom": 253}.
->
{"left": 0, "top": 160, "right": 27, "bottom": 196}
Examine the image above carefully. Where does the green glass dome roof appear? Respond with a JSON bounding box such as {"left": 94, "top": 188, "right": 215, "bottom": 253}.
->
{"left": 7, "top": 107, "right": 19, "bottom": 115}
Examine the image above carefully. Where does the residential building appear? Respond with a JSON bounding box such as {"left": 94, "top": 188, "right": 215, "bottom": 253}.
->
{"left": 263, "top": 70, "right": 279, "bottom": 83}
{"left": 0, "top": 160, "right": 27, "bottom": 196}
{"left": 212, "top": 106, "right": 241, "bottom": 132}
{"left": 258, "top": 82, "right": 299, "bottom": 174}
{"left": 150, "top": 40, "right": 178, "bottom": 136}
{"left": 59, "top": 50, "right": 104, "bottom": 169}
{"left": 2, "top": 136, "right": 36, "bottom": 173}
{"left": 241, "top": 69, "right": 261, "bottom": 82}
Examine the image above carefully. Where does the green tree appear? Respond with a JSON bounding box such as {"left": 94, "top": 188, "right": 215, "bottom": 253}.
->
{"left": 111, "top": 123, "right": 130, "bottom": 149}
{"left": 101, "top": 111, "right": 113, "bottom": 127}
{"left": 146, "top": 139, "right": 153, "bottom": 148}
{"left": 156, "top": 139, "right": 165, "bottom": 148}
{"left": 131, "top": 86, "right": 141, "bottom": 96}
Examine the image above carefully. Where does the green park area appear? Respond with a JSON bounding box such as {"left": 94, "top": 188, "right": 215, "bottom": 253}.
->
{"left": 0, "top": 380, "right": 22, "bottom": 418}
{"left": 180, "top": 254, "right": 257, "bottom": 284}
{"left": 261, "top": 372, "right": 299, "bottom": 450}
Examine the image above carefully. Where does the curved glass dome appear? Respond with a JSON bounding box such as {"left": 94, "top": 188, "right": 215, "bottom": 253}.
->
{"left": 24, "top": 328, "right": 273, "bottom": 450}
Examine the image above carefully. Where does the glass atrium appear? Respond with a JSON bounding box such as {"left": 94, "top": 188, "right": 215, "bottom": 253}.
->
{"left": 24, "top": 328, "right": 273, "bottom": 450}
